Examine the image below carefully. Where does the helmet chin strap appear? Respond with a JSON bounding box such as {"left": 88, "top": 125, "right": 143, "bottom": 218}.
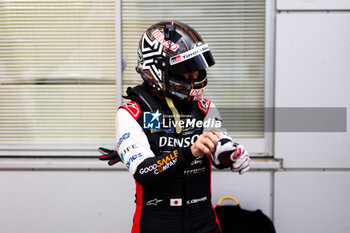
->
{"left": 165, "top": 97, "right": 182, "bottom": 134}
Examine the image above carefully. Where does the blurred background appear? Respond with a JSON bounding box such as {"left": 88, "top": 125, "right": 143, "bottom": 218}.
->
{"left": 0, "top": 0, "right": 349, "bottom": 233}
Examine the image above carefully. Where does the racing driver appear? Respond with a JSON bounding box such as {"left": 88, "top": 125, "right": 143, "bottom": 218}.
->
{"left": 99, "top": 21, "right": 250, "bottom": 233}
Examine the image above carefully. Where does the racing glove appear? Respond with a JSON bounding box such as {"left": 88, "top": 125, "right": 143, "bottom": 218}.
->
{"left": 230, "top": 144, "right": 250, "bottom": 174}
{"left": 98, "top": 147, "right": 121, "bottom": 166}
{"left": 212, "top": 136, "right": 250, "bottom": 174}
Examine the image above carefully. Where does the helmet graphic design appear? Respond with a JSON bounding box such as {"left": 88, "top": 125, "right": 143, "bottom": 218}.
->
{"left": 136, "top": 21, "right": 215, "bottom": 101}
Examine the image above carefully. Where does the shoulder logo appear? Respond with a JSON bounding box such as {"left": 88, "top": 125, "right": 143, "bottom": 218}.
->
{"left": 120, "top": 101, "right": 141, "bottom": 120}
{"left": 197, "top": 99, "right": 211, "bottom": 115}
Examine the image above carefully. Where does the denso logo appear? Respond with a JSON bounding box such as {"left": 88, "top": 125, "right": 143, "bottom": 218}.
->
{"left": 190, "top": 87, "right": 206, "bottom": 96}
{"left": 152, "top": 29, "right": 179, "bottom": 51}
{"left": 159, "top": 134, "right": 199, "bottom": 148}
{"left": 125, "top": 153, "right": 143, "bottom": 169}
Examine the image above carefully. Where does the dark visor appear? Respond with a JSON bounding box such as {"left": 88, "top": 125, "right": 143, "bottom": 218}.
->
{"left": 169, "top": 44, "right": 215, "bottom": 74}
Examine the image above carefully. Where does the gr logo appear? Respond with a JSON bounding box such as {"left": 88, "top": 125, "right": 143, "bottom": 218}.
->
{"left": 143, "top": 110, "right": 162, "bottom": 129}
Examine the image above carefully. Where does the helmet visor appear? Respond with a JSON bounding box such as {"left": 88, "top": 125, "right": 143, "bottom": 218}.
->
{"left": 169, "top": 44, "right": 215, "bottom": 74}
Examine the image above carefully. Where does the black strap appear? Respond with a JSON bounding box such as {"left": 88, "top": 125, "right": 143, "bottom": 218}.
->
{"left": 123, "top": 83, "right": 163, "bottom": 112}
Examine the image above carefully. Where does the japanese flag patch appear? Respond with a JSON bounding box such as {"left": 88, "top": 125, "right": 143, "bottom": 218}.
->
{"left": 170, "top": 198, "right": 182, "bottom": 206}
